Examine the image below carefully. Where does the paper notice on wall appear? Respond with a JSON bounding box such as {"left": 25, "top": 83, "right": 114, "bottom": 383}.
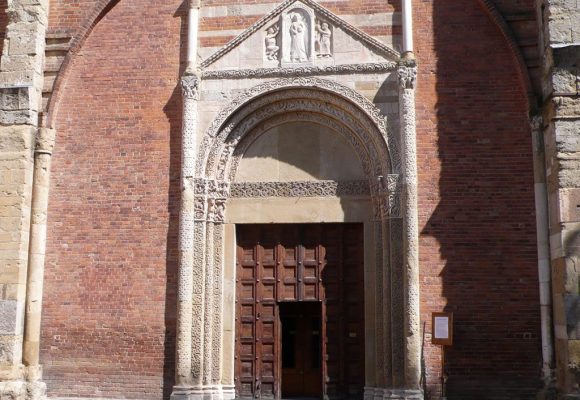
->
{"left": 434, "top": 316, "right": 449, "bottom": 339}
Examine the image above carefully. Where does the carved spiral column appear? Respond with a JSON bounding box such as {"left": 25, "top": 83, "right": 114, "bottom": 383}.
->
{"left": 398, "top": 60, "right": 422, "bottom": 397}
{"left": 173, "top": 73, "right": 201, "bottom": 397}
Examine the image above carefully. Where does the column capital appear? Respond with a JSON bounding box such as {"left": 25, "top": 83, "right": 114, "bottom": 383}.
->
{"left": 398, "top": 61, "right": 417, "bottom": 90}
{"left": 181, "top": 72, "right": 201, "bottom": 100}
{"left": 530, "top": 115, "right": 543, "bottom": 132}
{"left": 35, "top": 127, "right": 55, "bottom": 155}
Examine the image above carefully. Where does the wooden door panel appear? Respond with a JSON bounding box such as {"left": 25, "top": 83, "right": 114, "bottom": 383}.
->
{"left": 278, "top": 245, "right": 298, "bottom": 301}
{"left": 236, "top": 224, "right": 364, "bottom": 400}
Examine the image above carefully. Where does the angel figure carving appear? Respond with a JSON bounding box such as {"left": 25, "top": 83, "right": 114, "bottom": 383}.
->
{"left": 265, "top": 25, "right": 279, "bottom": 60}
{"left": 289, "top": 13, "right": 308, "bottom": 62}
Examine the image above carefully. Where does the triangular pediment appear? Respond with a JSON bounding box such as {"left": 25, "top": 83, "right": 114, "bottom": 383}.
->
{"left": 201, "top": 0, "right": 400, "bottom": 71}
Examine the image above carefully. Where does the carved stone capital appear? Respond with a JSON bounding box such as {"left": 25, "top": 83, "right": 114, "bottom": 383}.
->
{"left": 208, "top": 198, "right": 226, "bottom": 223}
{"left": 194, "top": 196, "right": 207, "bottom": 221}
{"left": 398, "top": 63, "right": 417, "bottom": 90}
{"left": 530, "top": 115, "right": 543, "bottom": 132}
{"left": 35, "top": 127, "right": 56, "bottom": 155}
{"left": 376, "top": 174, "right": 402, "bottom": 219}
{"left": 181, "top": 73, "right": 200, "bottom": 100}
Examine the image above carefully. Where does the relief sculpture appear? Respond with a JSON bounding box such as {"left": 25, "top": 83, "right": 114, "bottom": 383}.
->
{"left": 289, "top": 13, "right": 308, "bottom": 62}
{"left": 264, "top": 24, "right": 279, "bottom": 60}
{"left": 315, "top": 20, "right": 332, "bottom": 58}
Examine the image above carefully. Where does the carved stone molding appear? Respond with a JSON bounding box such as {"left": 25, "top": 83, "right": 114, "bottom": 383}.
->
{"left": 198, "top": 77, "right": 399, "bottom": 180}
{"left": 398, "top": 63, "right": 417, "bottom": 90}
{"left": 181, "top": 73, "right": 200, "bottom": 100}
{"left": 193, "top": 178, "right": 229, "bottom": 223}
{"left": 225, "top": 106, "right": 382, "bottom": 181}
{"left": 230, "top": 180, "right": 370, "bottom": 198}
{"left": 202, "top": 62, "right": 396, "bottom": 80}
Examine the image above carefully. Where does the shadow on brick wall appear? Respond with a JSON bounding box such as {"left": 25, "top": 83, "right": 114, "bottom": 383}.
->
{"left": 421, "top": 0, "right": 543, "bottom": 399}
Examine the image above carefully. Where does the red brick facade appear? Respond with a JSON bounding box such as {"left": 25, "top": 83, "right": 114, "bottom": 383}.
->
{"left": 39, "top": 0, "right": 541, "bottom": 399}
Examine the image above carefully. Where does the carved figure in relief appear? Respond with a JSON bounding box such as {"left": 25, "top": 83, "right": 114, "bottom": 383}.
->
{"left": 289, "top": 14, "right": 308, "bottom": 62}
{"left": 315, "top": 21, "right": 332, "bottom": 57}
{"left": 265, "top": 25, "right": 279, "bottom": 60}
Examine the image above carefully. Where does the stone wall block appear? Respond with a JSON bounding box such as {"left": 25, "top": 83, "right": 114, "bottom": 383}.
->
{"left": 553, "top": 97, "right": 580, "bottom": 119}
{"left": 559, "top": 160, "right": 580, "bottom": 188}
{"left": 0, "top": 125, "right": 34, "bottom": 154}
{"left": 0, "top": 380, "right": 26, "bottom": 399}
{"left": 0, "top": 335, "right": 22, "bottom": 365}
{"left": 0, "top": 56, "right": 36, "bottom": 74}
{"left": 0, "top": 300, "right": 23, "bottom": 335}
{"left": 0, "top": 71, "right": 35, "bottom": 88}
{"left": 561, "top": 223, "right": 580, "bottom": 255}
{"left": 560, "top": 189, "right": 580, "bottom": 222}
{"left": 7, "top": 27, "right": 44, "bottom": 57}
{"left": 552, "top": 68, "right": 578, "bottom": 95}
{"left": 568, "top": 340, "right": 580, "bottom": 370}
{"left": 554, "top": 120, "right": 580, "bottom": 154}
{"left": 7, "top": 3, "right": 48, "bottom": 27}
{"left": 1, "top": 283, "right": 25, "bottom": 301}
{"left": 565, "top": 295, "right": 580, "bottom": 339}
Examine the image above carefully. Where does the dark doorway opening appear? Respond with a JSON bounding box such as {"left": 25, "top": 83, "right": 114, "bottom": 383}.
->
{"left": 280, "top": 302, "right": 322, "bottom": 399}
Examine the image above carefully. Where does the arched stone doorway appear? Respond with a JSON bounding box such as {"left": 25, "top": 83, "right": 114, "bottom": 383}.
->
{"left": 183, "top": 79, "right": 411, "bottom": 399}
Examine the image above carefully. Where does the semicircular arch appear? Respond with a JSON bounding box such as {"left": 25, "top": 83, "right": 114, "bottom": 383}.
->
{"left": 198, "top": 77, "right": 400, "bottom": 181}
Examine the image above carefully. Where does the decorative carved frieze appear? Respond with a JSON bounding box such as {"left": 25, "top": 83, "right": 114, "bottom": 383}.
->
{"left": 193, "top": 178, "right": 229, "bottom": 223}
{"left": 230, "top": 180, "right": 370, "bottom": 198}
{"left": 202, "top": 62, "right": 396, "bottom": 80}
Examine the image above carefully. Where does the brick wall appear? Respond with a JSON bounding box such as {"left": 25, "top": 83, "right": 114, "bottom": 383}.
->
{"left": 41, "top": 0, "right": 183, "bottom": 398}
{"left": 40, "top": 0, "right": 542, "bottom": 399}
{"left": 416, "top": 0, "right": 541, "bottom": 398}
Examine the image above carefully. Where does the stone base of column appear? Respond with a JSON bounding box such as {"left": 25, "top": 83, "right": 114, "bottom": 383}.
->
{"left": 0, "top": 380, "right": 46, "bottom": 400}
{"left": 221, "top": 385, "right": 235, "bottom": 400}
{"left": 171, "top": 385, "right": 227, "bottom": 400}
{"left": 364, "top": 387, "right": 423, "bottom": 400}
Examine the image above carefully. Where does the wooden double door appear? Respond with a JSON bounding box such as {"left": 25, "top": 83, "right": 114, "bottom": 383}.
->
{"left": 235, "top": 224, "right": 365, "bottom": 400}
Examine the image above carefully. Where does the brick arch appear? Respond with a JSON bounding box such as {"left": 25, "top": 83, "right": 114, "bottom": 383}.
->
{"left": 45, "top": 0, "right": 122, "bottom": 127}
{"left": 476, "top": 0, "right": 537, "bottom": 112}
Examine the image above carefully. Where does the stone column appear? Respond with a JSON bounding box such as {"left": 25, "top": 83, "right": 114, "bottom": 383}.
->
{"left": 22, "top": 127, "right": 56, "bottom": 397}
{"left": 398, "top": 60, "right": 422, "bottom": 399}
{"left": 529, "top": 116, "right": 555, "bottom": 388}
{"left": 172, "top": 72, "right": 202, "bottom": 399}
{"left": 535, "top": 1, "right": 580, "bottom": 397}
{"left": 0, "top": 0, "right": 49, "bottom": 398}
